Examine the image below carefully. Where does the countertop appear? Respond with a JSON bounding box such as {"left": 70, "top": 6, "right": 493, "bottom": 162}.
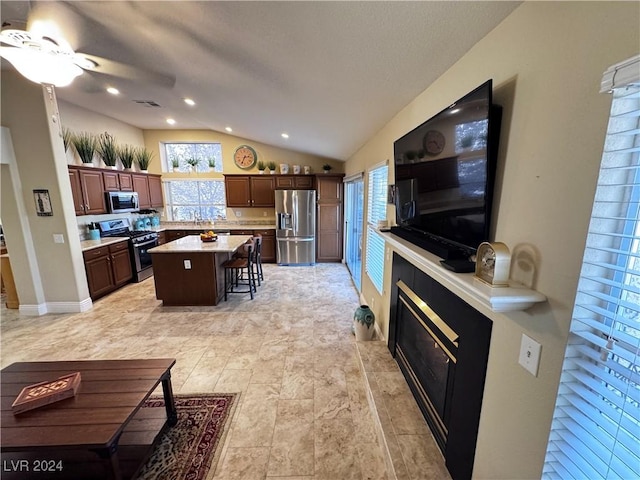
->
{"left": 148, "top": 234, "right": 252, "bottom": 254}
{"left": 81, "top": 237, "right": 130, "bottom": 252}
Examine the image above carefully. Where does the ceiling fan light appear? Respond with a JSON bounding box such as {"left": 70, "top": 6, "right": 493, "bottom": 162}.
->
{"left": 0, "top": 47, "right": 82, "bottom": 87}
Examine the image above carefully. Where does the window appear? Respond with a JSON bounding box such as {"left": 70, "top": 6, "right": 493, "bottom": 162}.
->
{"left": 366, "top": 163, "right": 388, "bottom": 294}
{"left": 544, "top": 56, "right": 640, "bottom": 480}
{"left": 164, "top": 142, "right": 223, "bottom": 173}
{"left": 164, "top": 180, "right": 226, "bottom": 221}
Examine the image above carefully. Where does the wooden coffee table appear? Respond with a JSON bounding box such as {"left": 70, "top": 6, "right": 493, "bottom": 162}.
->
{"left": 1, "top": 359, "right": 177, "bottom": 480}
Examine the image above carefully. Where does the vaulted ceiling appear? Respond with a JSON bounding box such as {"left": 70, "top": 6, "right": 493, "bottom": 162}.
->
{"left": 1, "top": 1, "right": 520, "bottom": 160}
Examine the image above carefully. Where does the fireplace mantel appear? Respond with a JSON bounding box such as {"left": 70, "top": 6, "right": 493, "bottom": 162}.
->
{"left": 380, "top": 231, "right": 547, "bottom": 313}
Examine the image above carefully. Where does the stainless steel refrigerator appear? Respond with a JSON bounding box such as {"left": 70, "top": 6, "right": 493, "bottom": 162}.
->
{"left": 275, "top": 190, "right": 316, "bottom": 265}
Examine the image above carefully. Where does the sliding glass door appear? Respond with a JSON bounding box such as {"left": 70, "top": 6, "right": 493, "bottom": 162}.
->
{"left": 344, "top": 176, "right": 364, "bottom": 291}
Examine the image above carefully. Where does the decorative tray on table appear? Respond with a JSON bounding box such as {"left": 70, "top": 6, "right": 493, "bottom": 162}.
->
{"left": 12, "top": 372, "right": 82, "bottom": 414}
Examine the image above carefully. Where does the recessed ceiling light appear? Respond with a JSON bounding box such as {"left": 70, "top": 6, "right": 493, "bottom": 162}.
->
{"left": 106, "top": 87, "right": 120, "bottom": 95}
{"left": 225, "top": 127, "right": 233, "bottom": 133}
{"left": 166, "top": 118, "right": 176, "bottom": 125}
{"left": 184, "top": 98, "right": 196, "bottom": 106}
{"left": 281, "top": 133, "right": 289, "bottom": 139}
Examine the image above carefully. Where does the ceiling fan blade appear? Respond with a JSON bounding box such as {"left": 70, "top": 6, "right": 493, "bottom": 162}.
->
{"left": 76, "top": 53, "right": 176, "bottom": 89}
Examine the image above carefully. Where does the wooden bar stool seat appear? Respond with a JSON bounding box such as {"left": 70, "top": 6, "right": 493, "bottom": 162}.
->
{"left": 223, "top": 240, "right": 257, "bottom": 300}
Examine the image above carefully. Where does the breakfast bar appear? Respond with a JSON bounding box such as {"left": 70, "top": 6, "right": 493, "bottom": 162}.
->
{"left": 149, "top": 234, "right": 251, "bottom": 306}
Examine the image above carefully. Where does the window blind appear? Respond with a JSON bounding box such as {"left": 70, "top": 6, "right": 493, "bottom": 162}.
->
{"left": 365, "top": 164, "right": 388, "bottom": 293}
{"left": 544, "top": 66, "right": 640, "bottom": 479}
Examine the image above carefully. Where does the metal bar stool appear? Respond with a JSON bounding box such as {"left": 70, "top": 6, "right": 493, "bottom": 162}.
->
{"left": 253, "top": 234, "right": 264, "bottom": 285}
{"left": 222, "top": 239, "right": 257, "bottom": 300}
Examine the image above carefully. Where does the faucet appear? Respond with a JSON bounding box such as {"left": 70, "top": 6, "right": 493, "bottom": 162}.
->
{"left": 194, "top": 212, "right": 202, "bottom": 226}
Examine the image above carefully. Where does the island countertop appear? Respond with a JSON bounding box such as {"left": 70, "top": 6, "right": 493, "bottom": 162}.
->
{"left": 149, "top": 234, "right": 252, "bottom": 254}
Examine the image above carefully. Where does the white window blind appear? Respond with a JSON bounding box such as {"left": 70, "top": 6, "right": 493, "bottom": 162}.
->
{"left": 544, "top": 60, "right": 640, "bottom": 480}
{"left": 366, "top": 164, "right": 388, "bottom": 293}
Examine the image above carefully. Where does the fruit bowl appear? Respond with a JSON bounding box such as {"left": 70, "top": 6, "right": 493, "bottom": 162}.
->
{"left": 201, "top": 236, "right": 217, "bottom": 242}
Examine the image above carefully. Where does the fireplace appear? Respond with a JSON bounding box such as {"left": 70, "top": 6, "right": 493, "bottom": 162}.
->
{"left": 389, "top": 253, "right": 492, "bottom": 480}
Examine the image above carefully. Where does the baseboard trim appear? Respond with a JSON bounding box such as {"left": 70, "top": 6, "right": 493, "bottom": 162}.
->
{"left": 17, "top": 298, "right": 93, "bottom": 316}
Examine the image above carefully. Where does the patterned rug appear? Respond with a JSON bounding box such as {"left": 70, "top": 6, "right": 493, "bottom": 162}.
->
{"left": 134, "top": 394, "right": 237, "bottom": 480}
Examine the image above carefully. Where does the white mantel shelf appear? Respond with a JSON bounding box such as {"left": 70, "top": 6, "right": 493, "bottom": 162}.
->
{"left": 380, "top": 231, "right": 547, "bottom": 313}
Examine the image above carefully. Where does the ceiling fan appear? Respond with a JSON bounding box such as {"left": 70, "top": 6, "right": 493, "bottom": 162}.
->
{"left": 0, "top": 10, "right": 175, "bottom": 90}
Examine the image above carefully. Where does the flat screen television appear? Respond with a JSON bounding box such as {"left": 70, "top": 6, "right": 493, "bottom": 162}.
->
{"left": 391, "top": 80, "right": 502, "bottom": 264}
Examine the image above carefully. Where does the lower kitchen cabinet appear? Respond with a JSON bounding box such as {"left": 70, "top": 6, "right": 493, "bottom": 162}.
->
{"left": 231, "top": 229, "right": 276, "bottom": 263}
{"left": 83, "top": 240, "right": 132, "bottom": 300}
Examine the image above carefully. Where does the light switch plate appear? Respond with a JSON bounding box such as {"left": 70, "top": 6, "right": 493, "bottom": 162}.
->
{"left": 53, "top": 234, "right": 64, "bottom": 244}
{"left": 184, "top": 260, "right": 191, "bottom": 269}
{"left": 519, "top": 334, "right": 541, "bottom": 376}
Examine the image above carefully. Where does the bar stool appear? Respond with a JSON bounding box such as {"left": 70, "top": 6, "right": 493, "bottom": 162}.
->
{"left": 222, "top": 239, "right": 257, "bottom": 300}
{"left": 253, "top": 234, "right": 264, "bottom": 285}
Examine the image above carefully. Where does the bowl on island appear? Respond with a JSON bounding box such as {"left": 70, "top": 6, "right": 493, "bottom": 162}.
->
{"left": 200, "top": 231, "right": 218, "bottom": 242}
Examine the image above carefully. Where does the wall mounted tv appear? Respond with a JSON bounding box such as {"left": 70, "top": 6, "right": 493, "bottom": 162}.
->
{"left": 391, "top": 79, "right": 502, "bottom": 263}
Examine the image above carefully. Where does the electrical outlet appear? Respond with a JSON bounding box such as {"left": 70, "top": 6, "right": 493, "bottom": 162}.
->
{"left": 236, "top": 211, "right": 242, "bottom": 217}
{"left": 518, "top": 334, "right": 541, "bottom": 376}
{"left": 184, "top": 260, "right": 191, "bottom": 270}
{"left": 263, "top": 211, "right": 267, "bottom": 217}
{"left": 53, "top": 234, "right": 64, "bottom": 244}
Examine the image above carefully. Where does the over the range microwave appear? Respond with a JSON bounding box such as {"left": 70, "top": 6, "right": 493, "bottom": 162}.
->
{"left": 106, "top": 191, "right": 139, "bottom": 214}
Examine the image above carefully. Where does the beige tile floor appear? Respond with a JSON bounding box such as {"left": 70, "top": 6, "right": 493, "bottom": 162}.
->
{"left": 1, "top": 263, "right": 449, "bottom": 480}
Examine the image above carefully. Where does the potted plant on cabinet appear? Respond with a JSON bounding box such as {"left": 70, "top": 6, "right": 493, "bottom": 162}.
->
{"left": 72, "top": 132, "right": 97, "bottom": 167}
{"left": 62, "top": 127, "right": 73, "bottom": 153}
{"left": 98, "top": 132, "right": 118, "bottom": 169}
{"left": 257, "top": 161, "right": 266, "bottom": 174}
{"left": 267, "top": 161, "right": 277, "bottom": 174}
{"left": 118, "top": 145, "right": 135, "bottom": 170}
{"left": 322, "top": 163, "right": 332, "bottom": 173}
{"left": 135, "top": 148, "right": 154, "bottom": 172}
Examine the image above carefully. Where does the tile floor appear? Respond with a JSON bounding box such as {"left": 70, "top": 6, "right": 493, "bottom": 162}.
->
{"left": 1, "top": 263, "right": 449, "bottom": 480}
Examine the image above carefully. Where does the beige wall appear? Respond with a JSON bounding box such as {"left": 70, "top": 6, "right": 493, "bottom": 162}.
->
{"left": 346, "top": 2, "right": 639, "bottom": 478}
{"left": 1, "top": 71, "right": 90, "bottom": 309}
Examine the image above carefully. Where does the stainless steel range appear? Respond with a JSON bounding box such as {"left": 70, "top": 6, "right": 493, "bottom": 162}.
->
{"left": 98, "top": 218, "right": 158, "bottom": 282}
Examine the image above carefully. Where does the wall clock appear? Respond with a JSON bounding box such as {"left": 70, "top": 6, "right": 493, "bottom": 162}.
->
{"left": 474, "top": 241, "right": 511, "bottom": 287}
{"left": 423, "top": 130, "right": 445, "bottom": 156}
{"left": 233, "top": 145, "right": 257, "bottom": 169}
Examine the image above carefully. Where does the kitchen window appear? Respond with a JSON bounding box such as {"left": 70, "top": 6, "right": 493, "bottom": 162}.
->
{"left": 164, "top": 180, "right": 227, "bottom": 221}
{"left": 163, "top": 142, "right": 223, "bottom": 173}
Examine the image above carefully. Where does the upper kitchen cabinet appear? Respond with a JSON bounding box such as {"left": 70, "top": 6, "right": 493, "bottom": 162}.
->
{"left": 275, "top": 175, "right": 315, "bottom": 190}
{"left": 69, "top": 166, "right": 107, "bottom": 216}
{"left": 224, "top": 175, "right": 275, "bottom": 207}
{"left": 131, "top": 173, "right": 164, "bottom": 209}
{"left": 103, "top": 171, "right": 134, "bottom": 192}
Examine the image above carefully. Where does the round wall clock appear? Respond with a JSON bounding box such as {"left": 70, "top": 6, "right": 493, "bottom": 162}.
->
{"left": 233, "top": 145, "right": 257, "bottom": 169}
{"left": 423, "top": 130, "right": 445, "bottom": 156}
{"left": 474, "top": 241, "right": 511, "bottom": 287}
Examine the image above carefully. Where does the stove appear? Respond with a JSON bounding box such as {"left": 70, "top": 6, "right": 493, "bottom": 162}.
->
{"left": 98, "top": 219, "right": 158, "bottom": 282}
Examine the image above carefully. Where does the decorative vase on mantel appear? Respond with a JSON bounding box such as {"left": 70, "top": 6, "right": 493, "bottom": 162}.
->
{"left": 354, "top": 305, "right": 375, "bottom": 341}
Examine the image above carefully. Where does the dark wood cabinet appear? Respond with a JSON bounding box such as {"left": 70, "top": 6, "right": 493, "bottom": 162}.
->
{"left": 69, "top": 166, "right": 161, "bottom": 215}
{"left": 103, "top": 171, "right": 134, "bottom": 192}
{"left": 157, "top": 231, "right": 167, "bottom": 245}
{"left": 69, "top": 167, "right": 107, "bottom": 216}
{"left": 315, "top": 174, "right": 344, "bottom": 262}
{"left": 83, "top": 240, "right": 132, "bottom": 300}
{"left": 230, "top": 228, "right": 276, "bottom": 263}
{"left": 148, "top": 174, "right": 164, "bottom": 207}
{"left": 132, "top": 174, "right": 151, "bottom": 209}
{"left": 224, "top": 175, "right": 275, "bottom": 207}
{"left": 275, "top": 175, "right": 315, "bottom": 190}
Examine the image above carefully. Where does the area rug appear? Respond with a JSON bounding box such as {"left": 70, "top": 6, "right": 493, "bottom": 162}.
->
{"left": 134, "top": 394, "right": 237, "bottom": 480}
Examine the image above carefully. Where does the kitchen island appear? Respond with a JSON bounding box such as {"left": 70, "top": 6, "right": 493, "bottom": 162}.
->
{"left": 149, "top": 234, "right": 251, "bottom": 306}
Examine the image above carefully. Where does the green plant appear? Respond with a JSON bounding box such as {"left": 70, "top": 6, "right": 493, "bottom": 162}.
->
{"left": 170, "top": 157, "right": 180, "bottom": 169}
{"left": 207, "top": 157, "right": 216, "bottom": 169}
{"left": 72, "top": 132, "right": 97, "bottom": 164}
{"left": 267, "top": 161, "right": 277, "bottom": 171}
{"left": 322, "top": 163, "right": 333, "bottom": 171}
{"left": 186, "top": 157, "right": 200, "bottom": 168}
{"left": 97, "top": 132, "right": 118, "bottom": 167}
{"left": 62, "top": 127, "right": 73, "bottom": 152}
{"left": 135, "top": 148, "right": 154, "bottom": 171}
{"left": 118, "top": 145, "right": 135, "bottom": 169}
{"left": 257, "top": 160, "right": 266, "bottom": 171}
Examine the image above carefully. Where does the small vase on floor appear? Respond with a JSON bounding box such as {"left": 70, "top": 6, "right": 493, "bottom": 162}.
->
{"left": 354, "top": 305, "right": 375, "bottom": 341}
